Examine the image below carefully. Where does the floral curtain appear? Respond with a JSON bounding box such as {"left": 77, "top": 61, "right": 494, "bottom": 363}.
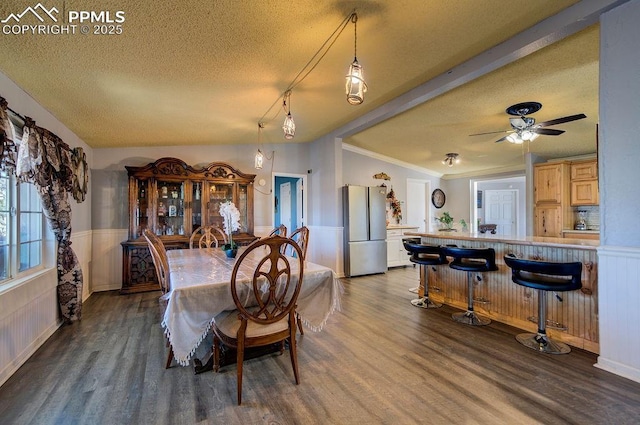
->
{"left": 16, "top": 118, "right": 84, "bottom": 322}
{"left": 0, "top": 97, "right": 17, "bottom": 173}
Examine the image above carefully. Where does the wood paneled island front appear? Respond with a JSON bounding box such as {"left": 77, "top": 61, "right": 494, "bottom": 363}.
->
{"left": 405, "top": 231, "right": 599, "bottom": 353}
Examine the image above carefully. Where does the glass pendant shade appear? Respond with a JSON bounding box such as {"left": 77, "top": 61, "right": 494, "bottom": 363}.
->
{"left": 254, "top": 149, "right": 264, "bottom": 169}
{"left": 346, "top": 59, "right": 367, "bottom": 105}
{"left": 507, "top": 133, "right": 524, "bottom": 144}
{"left": 283, "top": 113, "right": 295, "bottom": 139}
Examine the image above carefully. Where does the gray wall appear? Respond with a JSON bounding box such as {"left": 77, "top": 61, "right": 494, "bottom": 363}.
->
{"left": 600, "top": 1, "right": 640, "bottom": 247}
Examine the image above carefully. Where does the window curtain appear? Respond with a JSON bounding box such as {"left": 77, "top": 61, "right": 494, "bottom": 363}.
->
{"left": 14, "top": 115, "right": 85, "bottom": 323}
{"left": 0, "top": 97, "right": 17, "bottom": 173}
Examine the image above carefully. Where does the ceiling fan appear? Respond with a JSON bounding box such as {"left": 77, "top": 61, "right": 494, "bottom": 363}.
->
{"left": 470, "top": 101, "right": 587, "bottom": 144}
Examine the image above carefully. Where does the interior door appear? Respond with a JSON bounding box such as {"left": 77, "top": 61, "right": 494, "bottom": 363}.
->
{"left": 406, "top": 179, "right": 430, "bottom": 232}
{"left": 484, "top": 189, "right": 517, "bottom": 236}
{"left": 280, "top": 182, "right": 292, "bottom": 233}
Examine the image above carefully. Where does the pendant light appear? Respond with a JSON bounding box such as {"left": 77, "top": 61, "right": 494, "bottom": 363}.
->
{"left": 282, "top": 90, "right": 295, "bottom": 139}
{"left": 255, "top": 123, "right": 265, "bottom": 169}
{"left": 346, "top": 13, "right": 367, "bottom": 105}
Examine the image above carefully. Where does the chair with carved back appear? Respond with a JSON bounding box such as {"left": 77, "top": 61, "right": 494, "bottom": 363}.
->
{"left": 142, "top": 229, "right": 174, "bottom": 368}
{"left": 285, "top": 226, "right": 310, "bottom": 334}
{"left": 268, "top": 224, "right": 287, "bottom": 238}
{"left": 212, "top": 235, "right": 304, "bottom": 405}
{"left": 189, "top": 225, "right": 227, "bottom": 249}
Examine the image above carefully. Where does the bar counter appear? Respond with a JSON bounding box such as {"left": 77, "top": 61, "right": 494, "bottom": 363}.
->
{"left": 405, "top": 231, "right": 599, "bottom": 353}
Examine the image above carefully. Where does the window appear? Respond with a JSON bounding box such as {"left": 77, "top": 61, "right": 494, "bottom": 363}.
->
{"left": 0, "top": 171, "right": 44, "bottom": 282}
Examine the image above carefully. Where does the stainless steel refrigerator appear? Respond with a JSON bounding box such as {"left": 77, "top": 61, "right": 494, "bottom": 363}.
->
{"left": 343, "top": 185, "right": 387, "bottom": 277}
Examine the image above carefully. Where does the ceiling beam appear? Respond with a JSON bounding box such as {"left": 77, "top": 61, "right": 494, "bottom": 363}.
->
{"left": 334, "top": 0, "right": 629, "bottom": 140}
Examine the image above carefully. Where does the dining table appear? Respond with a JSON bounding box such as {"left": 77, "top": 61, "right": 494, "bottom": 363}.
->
{"left": 161, "top": 246, "right": 343, "bottom": 368}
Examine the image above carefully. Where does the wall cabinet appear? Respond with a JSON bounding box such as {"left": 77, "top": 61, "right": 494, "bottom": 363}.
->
{"left": 570, "top": 159, "right": 599, "bottom": 206}
{"left": 121, "top": 158, "right": 257, "bottom": 294}
{"left": 387, "top": 227, "right": 419, "bottom": 268}
{"left": 533, "top": 162, "right": 571, "bottom": 237}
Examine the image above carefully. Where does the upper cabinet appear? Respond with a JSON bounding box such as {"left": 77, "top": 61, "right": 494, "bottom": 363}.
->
{"left": 126, "top": 158, "right": 255, "bottom": 242}
{"left": 534, "top": 162, "right": 570, "bottom": 205}
{"left": 570, "top": 159, "right": 599, "bottom": 206}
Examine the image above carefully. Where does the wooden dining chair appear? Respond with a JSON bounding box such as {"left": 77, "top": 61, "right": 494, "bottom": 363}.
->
{"left": 142, "top": 229, "right": 175, "bottom": 368}
{"left": 267, "top": 224, "right": 287, "bottom": 238}
{"left": 189, "top": 225, "right": 227, "bottom": 248}
{"left": 286, "top": 226, "right": 310, "bottom": 335}
{"left": 212, "top": 235, "right": 305, "bottom": 405}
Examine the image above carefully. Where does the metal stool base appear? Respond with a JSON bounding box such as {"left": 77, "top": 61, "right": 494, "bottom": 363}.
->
{"left": 516, "top": 332, "right": 571, "bottom": 354}
{"left": 410, "top": 297, "right": 442, "bottom": 309}
{"left": 452, "top": 310, "right": 491, "bottom": 326}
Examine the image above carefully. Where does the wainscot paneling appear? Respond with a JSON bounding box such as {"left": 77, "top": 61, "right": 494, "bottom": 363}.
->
{"left": 91, "top": 229, "right": 128, "bottom": 292}
{"left": 595, "top": 245, "right": 640, "bottom": 383}
{"left": 71, "top": 230, "right": 93, "bottom": 302}
{"left": 0, "top": 269, "right": 59, "bottom": 387}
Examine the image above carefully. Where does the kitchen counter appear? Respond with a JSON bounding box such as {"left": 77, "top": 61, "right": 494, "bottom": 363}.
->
{"left": 405, "top": 231, "right": 599, "bottom": 250}
{"left": 387, "top": 224, "right": 421, "bottom": 230}
{"left": 404, "top": 231, "right": 599, "bottom": 353}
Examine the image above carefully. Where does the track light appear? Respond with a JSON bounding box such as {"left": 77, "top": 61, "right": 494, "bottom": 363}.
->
{"left": 346, "top": 13, "right": 367, "bottom": 105}
{"left": 282, "top": 91, "right": 295, "bottom": 139}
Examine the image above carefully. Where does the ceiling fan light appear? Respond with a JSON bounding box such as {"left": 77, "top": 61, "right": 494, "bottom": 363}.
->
{"left": 507, "top": 133, "right": 523, "bottom": 144}
{"left": 283, "top": 112, "right": 295, "bottom": 139}
{"left": 346, "top": 59, "right": 367, "bottom": 105}
{"left": 529, "top": 132, "right": 540, "bottom": 141}
{"left": 521, "top": 130, "right": 534, "bottom": 140}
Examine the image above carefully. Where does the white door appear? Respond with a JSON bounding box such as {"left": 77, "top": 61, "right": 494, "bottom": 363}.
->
{"left": 280, "top": 182, "right": 292, "bottom": 232}
{"left": 296, "top": 179, "right": 303, "bottom": 226}
{"left": 406, "top": 179, "right": 430, "bottom": 232}
{"left": 484, "top": 189, "right": 517, "bottom": 236}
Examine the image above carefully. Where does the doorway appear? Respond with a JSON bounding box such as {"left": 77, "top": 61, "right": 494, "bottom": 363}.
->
{"left": 471, "top": 175, "right": 525, "bottom": 236}
{"left": 273, "top": 173, "right": 307, "bottom": 234}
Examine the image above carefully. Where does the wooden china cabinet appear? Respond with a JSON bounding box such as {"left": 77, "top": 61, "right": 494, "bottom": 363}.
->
{"left": 120, "top": 157, "right": 257, "bottom": 294}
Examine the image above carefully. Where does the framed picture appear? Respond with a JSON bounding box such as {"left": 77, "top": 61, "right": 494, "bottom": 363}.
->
{"left": 477, "top": 190, "right": 483, "bottom": 208}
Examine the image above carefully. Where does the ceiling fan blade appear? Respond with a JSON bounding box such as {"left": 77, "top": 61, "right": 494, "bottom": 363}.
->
{"left": 469, "top": 129, "right": 511, "bottom": 136}
{"left": 495, "top": 136, "right": 509, "bottom": 143}
{"left": 533, "top": 128, "right": 565, "bottom": 136}
{"left": 536, "top": 113, "right": 587, "bottom": 127}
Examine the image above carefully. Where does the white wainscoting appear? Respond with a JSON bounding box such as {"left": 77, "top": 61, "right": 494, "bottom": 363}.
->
{"left": 71, "top": 230, "right": 93, "bottom": 302}
{"left": 595, "top": 245, "right": 640, "bottom": 383}
{"left": 91, "top": 229, "right": 128, "bottom": 292}
{"left": 0, "top": 269, "right": 59, "bottom": 387}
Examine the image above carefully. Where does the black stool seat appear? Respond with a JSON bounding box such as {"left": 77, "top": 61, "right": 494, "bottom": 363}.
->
{"left": 442, "top": 246, "right": 498, "bottom": 326}
{"left": 504, "top": 255, "right": 582, "bottom": 354}
{"left": 402, "top": 238, "right": 448, "bottom": 309}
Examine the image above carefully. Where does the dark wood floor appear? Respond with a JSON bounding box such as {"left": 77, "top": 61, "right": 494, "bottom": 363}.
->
{"left": 1, "top": 267, "right": 639, "bottom": 424}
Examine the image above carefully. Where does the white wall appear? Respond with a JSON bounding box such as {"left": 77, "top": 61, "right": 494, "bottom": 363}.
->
{"left": 595, "top": 0, "right": 640, "bottom": 383}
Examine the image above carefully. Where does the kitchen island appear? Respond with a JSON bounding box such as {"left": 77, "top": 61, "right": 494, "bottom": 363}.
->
{"left": 405, "top": 231, "right": 599, "bottom": 353}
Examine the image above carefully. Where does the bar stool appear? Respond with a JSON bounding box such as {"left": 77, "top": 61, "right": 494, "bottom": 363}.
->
{"left": 402, "top": 238, "right": 448, "bottom": 309}
{"left": 442, "top": 246, "right": 498, "bottom": 325}
{"left": 504, "top": 255, "right": 582, "bottom": 354}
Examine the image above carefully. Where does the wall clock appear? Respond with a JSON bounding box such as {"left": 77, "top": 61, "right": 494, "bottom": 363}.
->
{"left": 431, "top": 188, "right": 446, "bottom": 209}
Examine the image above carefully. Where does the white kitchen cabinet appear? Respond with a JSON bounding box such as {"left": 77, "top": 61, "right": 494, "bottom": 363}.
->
{"left": 386, "top": 226, "right": 419, "bottom": 268}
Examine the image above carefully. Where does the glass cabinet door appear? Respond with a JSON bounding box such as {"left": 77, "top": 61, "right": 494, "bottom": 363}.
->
{"left": 156, "top": 180, "right": 186, "bottom": 236}
{"left": 206, "top": 182, "right": 233, "bottom": 230}
{"left": 192, "top": 181, "right": 203, "bottom": 231}
{"left": 134, "top": 178, "right": 150, "bottom": 238}
{"left": 237, "top": 183, "right": 249, "bottom": 233}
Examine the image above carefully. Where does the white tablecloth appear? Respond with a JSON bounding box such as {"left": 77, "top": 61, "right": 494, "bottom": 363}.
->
{"left": 162, "top": 247, "right": 342, "bottom": 366}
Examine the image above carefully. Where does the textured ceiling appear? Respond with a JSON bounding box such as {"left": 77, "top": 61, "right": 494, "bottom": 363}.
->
{"left": 0, "top": 0, "right": 597, "bottom": 176}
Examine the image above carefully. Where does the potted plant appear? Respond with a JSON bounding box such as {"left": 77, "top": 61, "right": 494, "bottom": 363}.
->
{"left": 437, "top": 211, "right": 455, "bottom": 231}
{"left": 219, "top": 200, "right": 240, "bottom": 257}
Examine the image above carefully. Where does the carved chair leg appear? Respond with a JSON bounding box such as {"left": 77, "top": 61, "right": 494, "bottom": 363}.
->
{"left": 213, "top": 335, "right": 221, "bottom": 373}
{"left": 236, "top": 339, "right": 245, "bottom": 405}
{"left": 296, "top": 313, "right": 304, "bottom": 335}
{"left": 165, "top": 346, "right": 174, "bottom": 369}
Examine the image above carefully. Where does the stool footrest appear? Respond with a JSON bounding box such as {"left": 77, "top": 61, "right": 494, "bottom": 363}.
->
{"left": 516, "top": 332, "right": 571, "bottom": 354}
{"left": 411, "top": 297, "right": 442, "bottom": 309}
{"left": 452, "top": 310, "right": 491, "bottom": 326}
{"left": 526, "top": 317, "right": 568, "bottom": 331}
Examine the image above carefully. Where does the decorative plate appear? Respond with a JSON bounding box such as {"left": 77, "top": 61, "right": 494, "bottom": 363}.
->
{"left": 431, "top": 188, "right": 446, "bottom": 209}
